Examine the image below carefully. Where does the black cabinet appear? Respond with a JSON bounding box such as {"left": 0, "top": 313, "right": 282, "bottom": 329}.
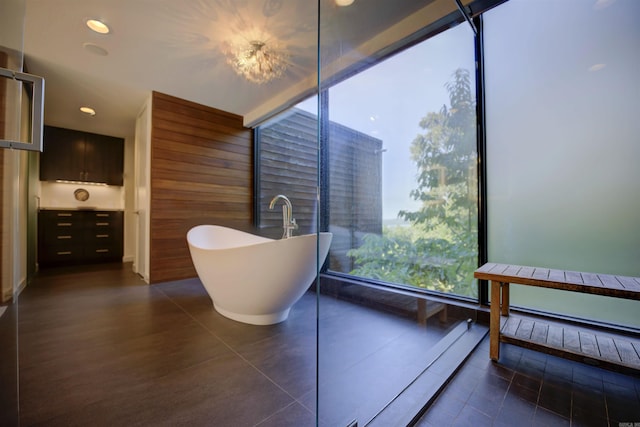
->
{"left": 38, "top": 210, "right": 123, "bottom": 267}
{"left": 40, "top": 126, "right": 124, "bottom": 185}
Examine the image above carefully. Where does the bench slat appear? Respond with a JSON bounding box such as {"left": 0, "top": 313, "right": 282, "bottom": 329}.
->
{"left": 532, "top": 268, "right": 549, "bottom": 280}
{"left": 531, "top": 322, "right": 548, "bottom": 343}
{"left": 581, "top": 272, "right": 603, "bottom": 288}
{"left": 564, "top": 329, "right": 581, "bottom": 353}
{"left": 502, "top": 317, "right": 520, "bottom": 337}
{"left": 599, "top": 274, "right": 625, "bottom": 291}
{"left": 504, "top": 264, "right": 521, "bottom": 276}
{"left": 548, "top": 269, "right": 565, "bottom": 282}
{"left": 596, "top": 335, "right": 620, "bottom": 363}
{"left": 617, "top": 275, "right": 640, "bottom": 291}
{"left": 616, "top": 339, "right": 640, "bottom": 366}
{"left": 476, "top": 262, "right": 498, "bottom": 274}
{"left": 579, "top": 331, "right": 600, "bottom": 358}
{"left": 633, "top": 342, "right": 640, "bottom": 360}
{"left": 518, "top": 266, "right": 535, "bottom": 279}
{"left": 547, "top": 325, "right": 564, "bottom": 349}
{"left": 565, "top": 271, "right": 584, "bottom": 285}
{"left": 516, "top": 319, "right": 535, "bottom": 340}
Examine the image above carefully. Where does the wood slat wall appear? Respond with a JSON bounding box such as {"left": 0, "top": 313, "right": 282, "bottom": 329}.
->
{"left": 328, "top": 122, "right": 383, "bottom": 273}
{"left": 149, "top": 91, "right": 253, "bottom": 283}
{"left": 259, "top": 110, "right": 319, "bottom": 239}
{"left": 258, "top": 109, "right": 382, "bottom": 271}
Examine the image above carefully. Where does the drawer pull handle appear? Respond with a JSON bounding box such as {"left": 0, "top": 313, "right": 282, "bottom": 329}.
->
{"left": 96, "top": 213, "right": 109, "bottom": 217}
{"left": 57, "top": 235, "right": 72, "bottom": 239}
{"left": 57, "top": 222, "right": 72, "bottom": 226}
{"left": 57, "top": 213, "right": 72, "bottom": 217}
{"left": 96, "top": 222, "right": 110, "bottom": 226}
{"left": 56, "top": 251, "right": 72, "bottom": 255}
{"left": 96, "top": 249, "right": 110, "bottom": 253}
{"left": 96, "top": 234, "right": 110, "bottom": 238}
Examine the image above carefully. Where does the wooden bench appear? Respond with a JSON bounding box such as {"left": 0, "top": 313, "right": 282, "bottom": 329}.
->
{"left": 474, "top": 263, "right": 640, "bottom": 371}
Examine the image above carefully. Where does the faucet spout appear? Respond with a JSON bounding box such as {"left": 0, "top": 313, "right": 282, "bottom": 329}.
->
{"left": 268, "top": 195, "right": 297, "bottom": 239}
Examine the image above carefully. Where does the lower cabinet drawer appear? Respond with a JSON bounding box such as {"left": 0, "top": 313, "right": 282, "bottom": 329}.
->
{"left": 43, "top": 229, "right": 84, "bottom": 246}
{"left": 84, "top": 244, "right": 122, "bottom": 261}
{"left": 39, "top": 244, "right": 83, "bottom": 265}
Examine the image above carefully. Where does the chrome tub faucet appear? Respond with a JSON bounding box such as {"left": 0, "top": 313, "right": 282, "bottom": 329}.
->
{"left": 269, "top": 194, "right": 298, "bottom": 239}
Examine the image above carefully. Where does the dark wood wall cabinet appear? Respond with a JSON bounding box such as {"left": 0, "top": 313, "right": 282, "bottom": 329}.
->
{"left": 40, "top": 126, "right": 124, "bottom": 185}
{"left": 38, "top": 210, "right": 123, "bottom": 267}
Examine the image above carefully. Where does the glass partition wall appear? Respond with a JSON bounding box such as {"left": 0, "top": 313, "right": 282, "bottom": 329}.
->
{"left": 257, "top": 1, "right": 484, "bottom": 424}
{"left": 484, "top": 0, "right": 640, "bottom": 328}
{"left": 258, "top": 0, "right": 640, "bottom": 423}
{"left": 315, "top": 3, "right": 481, "bottom": 422}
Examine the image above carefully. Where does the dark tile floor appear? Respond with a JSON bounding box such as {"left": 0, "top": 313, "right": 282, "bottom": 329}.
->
{"left": 417, "top": 335, "right": 640, "bottom": 427}
{"left": 17, "top": 262, "right": 465, "bottom": 426}
{"left": 18, "top": 263, "right": 639, "bottom": 426}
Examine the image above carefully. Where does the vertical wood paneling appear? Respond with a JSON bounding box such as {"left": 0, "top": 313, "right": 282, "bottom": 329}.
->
{"left": 149, "top": 92, "right": 253, "bottom": 283}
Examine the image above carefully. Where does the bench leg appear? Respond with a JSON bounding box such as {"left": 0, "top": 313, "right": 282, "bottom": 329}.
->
{"left": 438, "top": 304, "right": 448, "bottom": 323}
{"left": 417, "top": 299, "right": 427, "bottom": 325}
{"left": 501, "top": 283, "right": 510, "bottom": 316}
{"left": 490, "top": 280, "right": 501, "bottom": 361}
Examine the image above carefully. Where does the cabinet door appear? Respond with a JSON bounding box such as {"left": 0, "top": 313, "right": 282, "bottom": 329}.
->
{"left": 40, "top": 126, "right": 86, "bottom": 182}
{"left": 85, "top": 133, "right": 124, "bottom": 185}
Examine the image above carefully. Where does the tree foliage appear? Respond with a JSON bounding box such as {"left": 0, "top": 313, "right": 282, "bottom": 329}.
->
{"left": 349, "top": 69, "right": 478, "bottom": 296}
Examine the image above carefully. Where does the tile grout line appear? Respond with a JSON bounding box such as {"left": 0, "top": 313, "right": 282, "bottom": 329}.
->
{"left": 154, "top": 285, "right": 310, "bottom": 407}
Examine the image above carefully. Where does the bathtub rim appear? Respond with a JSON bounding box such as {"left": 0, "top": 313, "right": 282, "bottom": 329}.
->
{"left": 187, "top": 224, "right": 331, "bottom": 251}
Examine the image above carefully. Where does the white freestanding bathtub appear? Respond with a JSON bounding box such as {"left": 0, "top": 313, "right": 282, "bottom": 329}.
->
{"left": 187, "top": 225, "right": 332, "bottom": 325}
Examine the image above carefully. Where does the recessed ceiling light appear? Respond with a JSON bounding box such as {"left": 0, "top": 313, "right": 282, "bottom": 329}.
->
{"left": 86, "top": 19, "right": 110, "bottom": 34}
{"left": 80, "top": 107, "right": 96, "bottom": 116}
{"left": 83, "top": 42, "right": 109, "bottom": 56}
{"left": 335, "top": 0, "right": 355, "bottom": 5}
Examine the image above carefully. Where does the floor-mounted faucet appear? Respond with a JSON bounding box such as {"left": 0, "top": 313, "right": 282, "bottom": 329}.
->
{"left": 269, "top": 194, "right": 298, "bottom": 239}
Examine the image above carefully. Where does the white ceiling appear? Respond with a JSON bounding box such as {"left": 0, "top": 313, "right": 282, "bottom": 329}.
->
{"left": 22, "top": 0, "right": 462, "bottom": 138}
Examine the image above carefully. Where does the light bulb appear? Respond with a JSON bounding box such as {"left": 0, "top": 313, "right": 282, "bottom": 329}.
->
{"left": 86, "top": 19, "right": 110, "bottom": 34}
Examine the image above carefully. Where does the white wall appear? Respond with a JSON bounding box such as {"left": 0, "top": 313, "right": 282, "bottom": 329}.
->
{"left": 123, "top": 134, "right": 136, "bottom": 263}
{"left": 132, "top": 96, "right": 151, "bottom": 282}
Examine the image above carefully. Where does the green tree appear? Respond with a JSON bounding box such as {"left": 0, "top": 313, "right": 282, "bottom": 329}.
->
{"left": 349, "top": 69, "right": 478, "bottom": 296}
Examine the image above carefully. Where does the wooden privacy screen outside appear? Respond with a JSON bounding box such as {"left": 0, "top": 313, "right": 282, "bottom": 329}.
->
{"left": 259, "top": 109, "right": 319, "bottom": 238}
{"left": 327, "top": 120, "right": 383, "bottom": 273}
{"left": 149, "top": 91, "right": 253, "bottom": 283}
{"left": 258, "top": 108, "right": 383, "bottom": 272}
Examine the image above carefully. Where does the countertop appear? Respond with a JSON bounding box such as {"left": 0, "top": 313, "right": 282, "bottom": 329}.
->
{"left": 39, "top": 207, "right": 124, "bottom": 212}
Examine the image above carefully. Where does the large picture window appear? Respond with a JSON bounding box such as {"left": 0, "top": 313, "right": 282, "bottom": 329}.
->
{"left": 326, "top": 23, "right": 479, "bottom": 298}
{"left": 257, "top": 22, "right": 479, "bottom": 299}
